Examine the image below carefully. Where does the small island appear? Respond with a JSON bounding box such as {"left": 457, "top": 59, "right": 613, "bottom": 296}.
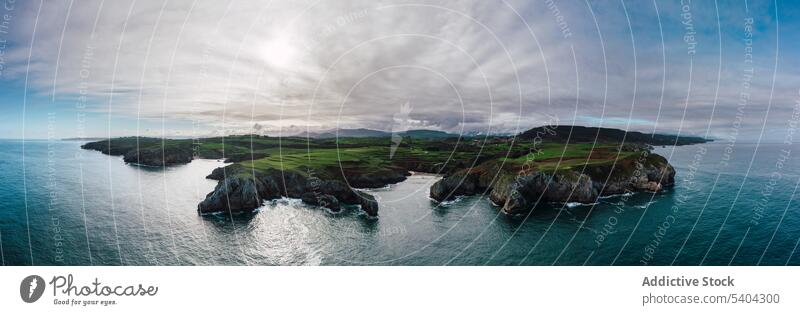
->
{"left": 80, "top": 126, "right": 709, "bottom": 217}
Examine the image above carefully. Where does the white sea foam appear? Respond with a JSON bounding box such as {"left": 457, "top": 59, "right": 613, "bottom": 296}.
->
{"left": 565, "top": 201, "right": 598, "bottom": 208}
{"left": 598, "top": 192, "right": 635, "bottom": 199}
{"left": 435, "top": 195, "right": 465, "bottom": 207}
{"left": 635, "top": 201, "right": 657, "bottom": 209}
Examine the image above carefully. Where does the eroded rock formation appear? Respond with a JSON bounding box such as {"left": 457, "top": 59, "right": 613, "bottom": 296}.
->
{"left": 430, "top": 152, "right": 675, "bottom": 215}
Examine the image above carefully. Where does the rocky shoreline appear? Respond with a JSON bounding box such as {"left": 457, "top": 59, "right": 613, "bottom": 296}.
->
{"left": 80, "top": 138, "right": 399, "bottom": 216}
{"left": 429, "top": 151, "right": 675, "bottom": 214}
{"left": 197, "top": 166, "right": 381, "bottom": 216}
{"left": 81, "top": 138, "right": 196, "bottom": 166}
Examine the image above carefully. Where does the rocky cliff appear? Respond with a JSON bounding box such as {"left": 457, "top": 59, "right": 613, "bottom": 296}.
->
{"left": 430, "top": 151, "right": 675, "bottom": 215}
{"left": 197, "top": 167, "right": 380, "bottom": 216}
{"left": 81, "top": 138, "right": 195, "bottom": 166}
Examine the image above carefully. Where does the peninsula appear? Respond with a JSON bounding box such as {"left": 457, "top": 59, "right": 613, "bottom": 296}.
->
{"left": 80, "top": 126, "right": 709, "bottom": 216}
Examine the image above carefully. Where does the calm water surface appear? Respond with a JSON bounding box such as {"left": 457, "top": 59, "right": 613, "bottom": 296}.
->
{"left": 0, "top": 140, "right": 798, "bottom": 265}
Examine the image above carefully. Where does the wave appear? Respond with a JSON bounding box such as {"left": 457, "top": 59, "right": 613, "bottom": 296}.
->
{"left": 127, "top": 162, "right": 164, "bottom": 168}
{"left": 635, "top": 200, "right": 658, "bottom": 209}
{"left": 357, "top": 184, "right": 395, "bottom": 192}
{"left": 565, "top": 201, "right": 599, "bottom": 208}
{"left": 434, "top": 195, "right": 466, "bottom": 207}
{"left": 598, "top": 192, "right": 635, "bottom": 199}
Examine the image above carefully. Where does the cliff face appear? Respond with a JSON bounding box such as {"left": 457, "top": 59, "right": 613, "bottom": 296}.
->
{"left": 121, "top": 146, "right": 194, "bottom": 166}
{"left": 81, "top": 138, "right": 195, "bottom": 166}
{"left": 519, "top": 125, "right": 710, "bottom": 146}
{"left": 197, "top": 168, "right": 380, "bottom": 216}
{"left": 430, "top": 152, "right": 675, "bottom": 215}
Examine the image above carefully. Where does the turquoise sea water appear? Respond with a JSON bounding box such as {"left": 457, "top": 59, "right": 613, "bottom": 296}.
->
{"left": 0, "top": 139, "right": 798, "bottom": 265}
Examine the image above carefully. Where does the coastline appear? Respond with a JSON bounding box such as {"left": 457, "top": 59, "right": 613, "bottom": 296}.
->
{"left": 77, "top": 127, "right": 707, "bottom": 218}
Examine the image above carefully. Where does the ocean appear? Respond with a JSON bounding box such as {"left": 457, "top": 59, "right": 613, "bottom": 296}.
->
{"left": 0, "top": 139, "right": 798, "bottom": 265}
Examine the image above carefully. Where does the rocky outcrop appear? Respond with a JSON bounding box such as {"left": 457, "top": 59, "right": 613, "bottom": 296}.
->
{"left": 430, "top": 152, "right": 676, "bottom": 215}
{"left": 197, "top": 176, "right": 269, "bottom": 213}
{"left": 343, "top": 169, "right": 409, "bottom": 188}
{"left": 197, "top": 169, "right": 381, "bottom": 216}
{"left": 489, "top": 172, "right": 598, "bottom": 214}
{"left": 205, "top": 166, "right": 229, "bottom": 180}
{"left": 355, "top": 192, "right": 379, "bottom": 216}
{"left": 81, "top": 139, "right": 194, "bottom": 166}
{"left": 301, "top": 193, "right": 340, "bottom": 212}
{"left": 429, "top": 170, "right": 481, "bottom": 200}
{"left": 428, "top": 160, "right": 505, "bottom": 201}
{"left": 81, "top": 137, "right": 272, "bottom": 167}
{"left": 122, "top": 146, "right": 194, "bottom": 166}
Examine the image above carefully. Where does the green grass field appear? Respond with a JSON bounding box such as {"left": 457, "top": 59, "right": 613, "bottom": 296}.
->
{"left": 84, "top": 134, "right": 650, "bottom": 179}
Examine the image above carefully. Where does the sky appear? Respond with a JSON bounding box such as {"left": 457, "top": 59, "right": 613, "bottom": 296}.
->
{"left": 0, "top": 0, "right": 798, "bottom": 141}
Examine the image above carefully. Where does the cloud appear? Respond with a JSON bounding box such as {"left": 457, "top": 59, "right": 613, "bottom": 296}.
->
{"left": 2, "top": 0, "right": 796, "bottom": 140}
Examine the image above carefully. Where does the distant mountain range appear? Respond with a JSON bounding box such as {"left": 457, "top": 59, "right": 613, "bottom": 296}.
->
{"left": 295, "top": 126, "right": 709, "bottom": 145}
{"left": 73, "top": 126, "right": 710, "bottom": 145}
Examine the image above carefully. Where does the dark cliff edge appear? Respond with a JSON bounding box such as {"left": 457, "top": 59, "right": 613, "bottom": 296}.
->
{"left": 81, "top": 138, "right": 196, "bottom": 166}
{"left": 519, "top": 125, "right": 710, "bottom": 146}
{"left": 197, "top": 166, "right": 381, "bottom": 216}
{"left": 429, "top": 149, "right": 675, "bottom": 215}
{"left": 80, "top": 137, "right": 274, "bottom": 166}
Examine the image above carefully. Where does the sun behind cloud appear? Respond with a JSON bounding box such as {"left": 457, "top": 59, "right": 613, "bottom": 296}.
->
{"left": 259, "top": 35, "right": 300, "bottom": 69}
